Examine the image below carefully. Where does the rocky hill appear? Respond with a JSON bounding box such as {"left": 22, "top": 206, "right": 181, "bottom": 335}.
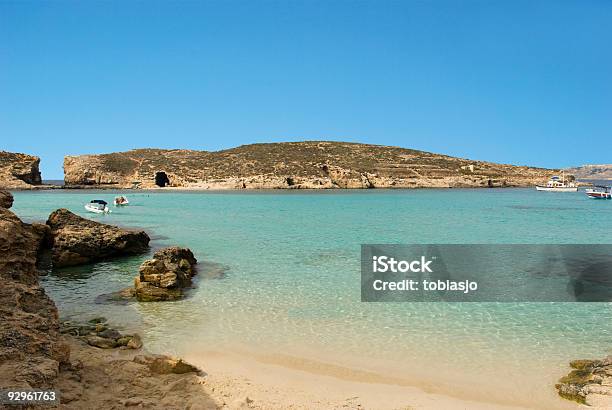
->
{"left": 0, "top": 151, "right": 43, "bottom": 189}
{"left": 64, "top": 141, "right": 555, "bottom": 189}
{"left": 565, "top": 164, "right": 612, "bottom": 180}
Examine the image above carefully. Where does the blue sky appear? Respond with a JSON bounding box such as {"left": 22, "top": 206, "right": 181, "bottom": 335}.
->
{"left": 1, "top": 1, "right": 611, "bottom": 179}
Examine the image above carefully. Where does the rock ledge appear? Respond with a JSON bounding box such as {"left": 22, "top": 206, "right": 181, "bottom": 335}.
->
{"left": 46, "top": 208, "right": 150, "bottom": 267}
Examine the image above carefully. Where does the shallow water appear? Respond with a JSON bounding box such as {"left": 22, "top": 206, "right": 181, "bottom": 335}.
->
{"left": 12, "top": 188, "right": 612, "bottom": 408}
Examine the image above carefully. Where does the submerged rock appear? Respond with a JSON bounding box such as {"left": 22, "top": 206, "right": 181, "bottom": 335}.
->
{"left": 46, "top": 208, "right": 150, "bottom": 267}
{"left": 556, "top": 355, "right": 612, "bottom": 406}
{"left": 134, "top": 247, "right": 197, "bottom": 302}
{"left": 85, "top": 335, "right": 118, "bottom": 349}
{"left": 61, "top": 319, "right": 143, "bottom": 350}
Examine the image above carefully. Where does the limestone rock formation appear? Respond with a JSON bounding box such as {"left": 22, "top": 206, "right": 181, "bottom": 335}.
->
{"left": 0, "top": 198, "right": 69, "bottom": 391}
{"left": 134, "top": 247, "right": 197, "bottom": 301}
{"left": 63, "top": 141, "right": 555, "bottom": 189}
{"left": 0, "top": 150, "right": 42, "bottom": 189}
{"left": 0, "top": 189, "right": 14, "bottom": 208}
{"left": 46, "top": 208, "right": 150, "bottom": 267}
{"left": 56, "top": 336, "right": 214, "bottom": 409}
{"left": 565, "top": 164, "right": 612, "bottom": 180}
{"left": 556, "top": 356, "right": 612, "bottom": 407}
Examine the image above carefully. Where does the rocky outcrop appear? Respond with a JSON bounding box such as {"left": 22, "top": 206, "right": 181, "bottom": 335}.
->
{"left": 46, "top": 209, "right": 150, "bottom": 267}
{"left": 556, "top": 356, "right": 612, "bottom": 407}
{"left": 56, "top": 336, "right": 212, "bottom": 408}
{"left": 134, "top": 247, "right": 197, "bottom": 301}
{"left": 63, "top": 141, "right": 555, "bottom": 189}
{"left": 565, "top": 164, "right": 612, "bottom": 180}
{"left": 0, "top": 189, "right": 14, "bottom": 208}
{"left": 0, "top": 197, "right": 69, "bottom": 392}
{"left": 0, "top": 151, "right": 42, "bottom": 189}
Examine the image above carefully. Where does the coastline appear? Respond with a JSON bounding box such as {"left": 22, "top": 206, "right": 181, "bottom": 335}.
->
{"left": 3, "top": 188, "right": 605, "bottom": 409}
{"left": 7, "top": 183, "right": 589, "bottom": 192}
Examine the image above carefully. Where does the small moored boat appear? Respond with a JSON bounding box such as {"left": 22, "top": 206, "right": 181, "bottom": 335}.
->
{"left": 585, "top": 186, "right": 611, "bottom": 200}
{"left": 85, "top": 200, "right": 111, "bottom": 214}
{"left": 114, "top": 196, "right": 129, "bottom": 206}
{"left": 536, "top": 173, "right": 577, "bottom": 192}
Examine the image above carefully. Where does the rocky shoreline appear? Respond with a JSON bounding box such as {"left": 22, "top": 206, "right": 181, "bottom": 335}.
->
{"left": 0, "top": 189, "right": 216, "bottom": 409}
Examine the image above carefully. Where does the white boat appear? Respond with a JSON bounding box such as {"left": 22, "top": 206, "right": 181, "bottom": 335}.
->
{"left": 85, "top": 200, "right": 111, "bottom": 214}
{"left": 536, "top": 173, "right": 577, "bottom": 192}
{"left": 114, "top": 195, "right": 129, "bottom": 206}
{"left": 585, "top": 186, "right": 611, "bottom": 199}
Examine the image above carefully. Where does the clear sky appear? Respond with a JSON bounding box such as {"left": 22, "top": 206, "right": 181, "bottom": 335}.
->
{"left": 1, "top": 1, "right": 611, "bottom": 179}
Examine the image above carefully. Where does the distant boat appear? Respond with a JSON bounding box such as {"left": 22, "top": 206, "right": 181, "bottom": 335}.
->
{"left": 585, "top": 186, "right": 611, "bottom": 199}
{"left": 114, "top": 195, "right": 129, "bottom": 206}
{"left": 85, "top": 200, "right": 111, "bottom": 214}
{"left": 536, "top": 173, "right": 578, "bottom": 192}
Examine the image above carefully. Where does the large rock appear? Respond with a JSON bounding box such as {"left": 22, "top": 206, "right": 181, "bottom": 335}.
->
{"left": 62, "top": 141, "right": 556, "bottom": 189}
{"left": 0, "top": 151, "right": 42, "bottom": 189}
{"left": 0, "top": 189, "right": 13, "bottom": 208}
{"left": 134, "top": 247, "right": 197, "bottom": 301}
{"left": 46, "top": 208, "right": 150, "bottom": 267}
{"left": 0, "top": 206, "right": 69, "bottom": 391}
{"left": 556, "top": 356, "right": 612, "bottom": 406}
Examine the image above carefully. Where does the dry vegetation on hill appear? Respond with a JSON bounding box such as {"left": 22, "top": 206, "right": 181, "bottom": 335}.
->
{"left": 63, "top": 141, "right": 554, "bottom": 189}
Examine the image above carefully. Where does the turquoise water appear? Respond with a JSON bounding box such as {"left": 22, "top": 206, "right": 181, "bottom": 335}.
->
{"left": 11, "top": 189, "right": 612, "bottom": 409}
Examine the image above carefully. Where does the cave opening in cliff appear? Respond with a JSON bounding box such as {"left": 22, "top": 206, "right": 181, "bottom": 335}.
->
{"left": 155, "top": 171, "right": 170, "bottom": 187}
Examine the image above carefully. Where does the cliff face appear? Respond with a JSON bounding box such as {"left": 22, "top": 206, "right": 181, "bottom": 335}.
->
{"left": 0, "top": 189, "right": 69, "bottom": 391}
{"left": 64, "top": 141, "right": 554, "bottom": 189}
{"left": 565, "top": 164, "right": 612, "bottom": 180}
{"left": 0, "top": 151, "right": 43, "bottom": 189}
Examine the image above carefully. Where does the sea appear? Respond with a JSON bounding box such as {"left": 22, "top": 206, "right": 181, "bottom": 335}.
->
{"left": 11, "top": 188, "right": 612, "bottom": 409}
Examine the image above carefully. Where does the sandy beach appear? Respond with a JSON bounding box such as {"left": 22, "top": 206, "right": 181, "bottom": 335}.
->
{"left": 60, "top": 333, "right": 556, "bottom": 410}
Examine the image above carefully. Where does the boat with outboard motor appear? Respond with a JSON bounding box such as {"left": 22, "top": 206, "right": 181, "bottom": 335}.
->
{"left": 85, "top": 200, "right": 111, "bottom": 214}
{"left": 585, "top": 186, "right": 611, "bottom": 199}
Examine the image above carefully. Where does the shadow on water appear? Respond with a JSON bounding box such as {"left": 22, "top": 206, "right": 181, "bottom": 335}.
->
{"left": 197, "top": 260, "right": 230, "bottom": 280}
{"left": 51, "top": 263, "right": 99, "bottom": 280}
{"left": 49, "top": 258, "right": 146, "bottom": 281}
